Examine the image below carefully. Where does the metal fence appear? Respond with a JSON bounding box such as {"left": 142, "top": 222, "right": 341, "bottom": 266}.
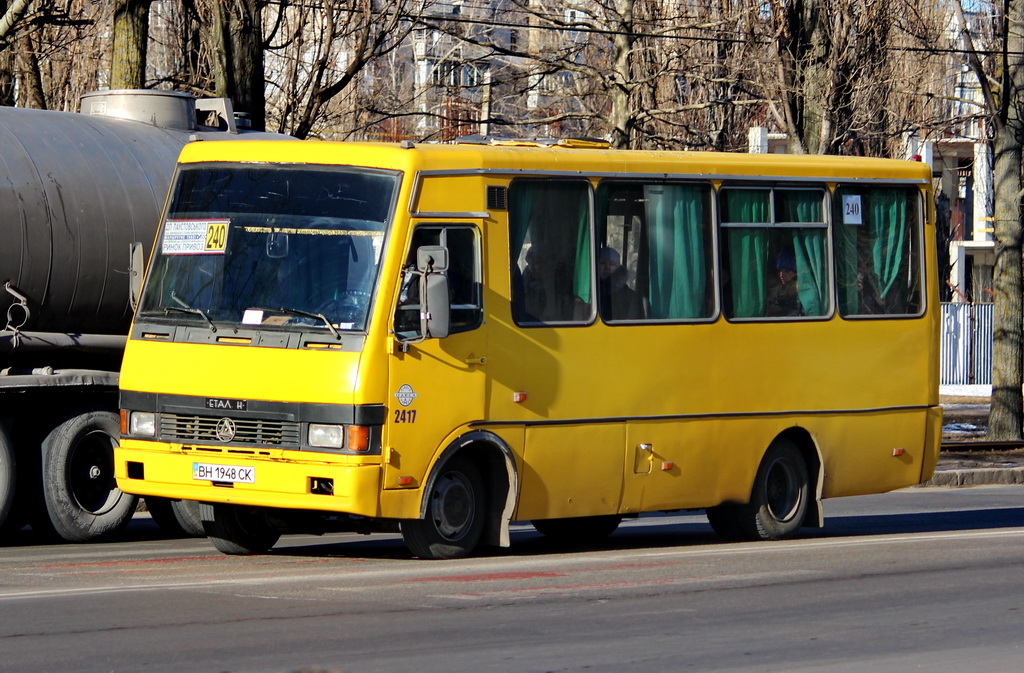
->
{"left": 941, "top": 302, "right": 993, "bottom": 385}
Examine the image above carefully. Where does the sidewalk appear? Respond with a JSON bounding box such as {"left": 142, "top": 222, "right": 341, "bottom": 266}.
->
{"left": 931, "top": 387, "right": 1024, "bottom": 486}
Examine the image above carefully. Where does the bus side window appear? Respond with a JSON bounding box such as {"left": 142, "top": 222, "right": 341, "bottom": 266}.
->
{"left": 509, "top": 180, "right": 594, "bottom": 325}
{"left": 833, "top": 186, "right": 923, "bottom": 317}
{"left": 394, "top": 225, "right": 482, "bottom": 339}
{"left": 721, "top": 187, "right": 829, "bottom": 320}
{"left": 597, "top": 181, "right": 715, "bottom": 322}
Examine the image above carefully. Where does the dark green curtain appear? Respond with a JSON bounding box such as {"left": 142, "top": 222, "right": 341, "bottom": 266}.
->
{"left": 870, "top": 189, "right": 908, "bottom": 300}
{"left": 644, "top": 184, "right": 707, "bottom": 319}
{"left": 572, "top": 187, "right": 592, "bottom": 305}
{"left": 509, "top": 181, "right": 592, "bottom": 318}
{"left": 788, "top": 191, "right": 828, "bottom": 316}
{"left": 725, "top": 190, "right": 771, "bottom": 317}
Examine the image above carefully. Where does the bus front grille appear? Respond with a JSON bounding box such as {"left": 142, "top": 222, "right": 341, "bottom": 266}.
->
{"left": 159, "top": 414, "right": 301, "bottom": 448}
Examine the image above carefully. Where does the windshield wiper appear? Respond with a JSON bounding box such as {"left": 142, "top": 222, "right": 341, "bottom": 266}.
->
{"left": 253, "top": 306, "right": 341, "bottom": 340}
{"left": 165, "top": 292, "right": 218, "bottom": 332}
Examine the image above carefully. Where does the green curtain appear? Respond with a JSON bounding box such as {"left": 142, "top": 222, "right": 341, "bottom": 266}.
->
{"left": 869, "top": 189, "right": 908, "bottom": 300}
{"left": 644, "top": 184, "right": 706, "bottom": 319}
{"left": 725, "top": 190, "right": 770, "bottom": 317}
{"left": 788, "top": 191, "right": 828, "bottom": 317}
{"left": 572, "top": 187, "right": 592, "bottom": 305}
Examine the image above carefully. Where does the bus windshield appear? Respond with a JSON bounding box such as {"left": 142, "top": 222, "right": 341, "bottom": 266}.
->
{"left": 138, "top": 164, "right": 399, "bottom": 333}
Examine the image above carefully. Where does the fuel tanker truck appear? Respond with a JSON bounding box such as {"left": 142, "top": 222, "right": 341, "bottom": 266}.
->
{"left": 0, "top": 90, "right": 288, "bottom": 542}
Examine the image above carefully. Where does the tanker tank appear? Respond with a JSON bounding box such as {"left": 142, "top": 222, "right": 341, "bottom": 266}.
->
{"left": 0, "top": 90, "right": 291, "bottom": 543}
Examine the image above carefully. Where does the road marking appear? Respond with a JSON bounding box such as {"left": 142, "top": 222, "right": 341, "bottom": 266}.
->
{"left": 1, "top": 527, "right": 1021, "bottom": 601}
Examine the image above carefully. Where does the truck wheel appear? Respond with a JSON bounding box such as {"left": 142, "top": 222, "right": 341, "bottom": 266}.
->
{"left": 401, "top": 457, "right": 484, "bottom": 559}
{"left": 532, "top": 515, "right": 622, "bottom": 544}
{"left": 146, "top": 497, "right": 205, "bottom": 537}
{"left": 39, "top": 411, "right": 138, "bottom": 541}
{"left": 707, "top": 438, "right": 809, "bottom": 542}
{"left": 0, "top": 425, "right": 14, "bottom": 533}
{"left": 200, "top": 503, "right": 281, "bottom": 555}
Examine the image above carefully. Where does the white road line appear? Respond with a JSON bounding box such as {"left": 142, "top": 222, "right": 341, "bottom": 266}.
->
{"left": 1, "top": 527, "right": 1021, "bottom": 601}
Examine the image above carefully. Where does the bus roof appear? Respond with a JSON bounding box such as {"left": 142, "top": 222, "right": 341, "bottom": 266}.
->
{"left": 177, "top": 139, "right": 933, "bottom": 184}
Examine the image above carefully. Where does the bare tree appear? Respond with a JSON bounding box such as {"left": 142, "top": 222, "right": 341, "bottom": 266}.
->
{"left": 952, "top": 0, "right": 1024, "bottom": 439}
{"left": 264, "top": 0, "right": 417, "bottom": 139}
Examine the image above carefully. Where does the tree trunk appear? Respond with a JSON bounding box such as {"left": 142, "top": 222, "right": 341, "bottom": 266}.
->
{"left": 988, "top": 127, "right": 1024, "bottom": 438}
{"left": 987, "top": 0, "right": 1024, "bottom": 439}
{"left": 208, "top": 0, "right": 264, "bottom": 131}
{"left": 110, "top": 0, "right": 152, "bottom": 90}
{"left": 16, "top": 31, "right": 44, "bottom": 108}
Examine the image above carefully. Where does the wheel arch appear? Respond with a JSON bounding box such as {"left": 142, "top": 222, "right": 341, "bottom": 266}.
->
{"left": 774, "top": 427, "right": 824, "bottom": 528}
{"left": 418, "top": 430, "right": 519, "bottom": 548}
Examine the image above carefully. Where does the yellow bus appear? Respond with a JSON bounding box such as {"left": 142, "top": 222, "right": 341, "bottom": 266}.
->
{"left": 116, "top": 138, "right": 941, "bottom": 559}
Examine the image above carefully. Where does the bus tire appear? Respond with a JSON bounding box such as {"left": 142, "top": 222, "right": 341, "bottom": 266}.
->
{"left": 532, "top": 515, "right": 622, "bottom": 544}
{"left": 401, "top": 457, "right": 485, "bottom": 559}
{"left": 200, "top": 503, "right": 281, "bottom": 555}
{"left": 146, "top": 497, "right": 205, "bottom": 537}
{"left": 707, "top": 439, "right": 809, "bottom": 542}
{"left": 0, "top": 425, "right": 14, "bottom": 533}
{"left": 39, "top": 411, "right": 138, "bottom": 542}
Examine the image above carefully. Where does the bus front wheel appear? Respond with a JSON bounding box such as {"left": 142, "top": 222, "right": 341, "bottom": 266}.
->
{"left": 707, "top": 439, "right": 809, "bottom": 542}
{"left": 200, "top": 503, "right": 281, "bottom": 555}
{"left": 401, "top": 457, "right": 485, "bottom": 560}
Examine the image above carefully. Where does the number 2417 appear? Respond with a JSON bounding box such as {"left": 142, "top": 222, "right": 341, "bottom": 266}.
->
{"left": 394, "top": 409, "right": 417, "bottom": 423}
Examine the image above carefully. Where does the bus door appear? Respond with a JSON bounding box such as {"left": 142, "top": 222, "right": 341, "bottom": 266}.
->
{"left": 385, "top": 223, "right": 486, "bottom": 490}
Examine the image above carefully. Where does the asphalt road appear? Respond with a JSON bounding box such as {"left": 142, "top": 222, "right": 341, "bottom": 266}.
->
{"left": 2, "top": 485, "right": 1022, "bottom": 673}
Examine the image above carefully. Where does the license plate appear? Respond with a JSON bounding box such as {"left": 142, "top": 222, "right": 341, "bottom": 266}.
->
{"left": 192, "top": 463, "right": 255, "bottom": 484}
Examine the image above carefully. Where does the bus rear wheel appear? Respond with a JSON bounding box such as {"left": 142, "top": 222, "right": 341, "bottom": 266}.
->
{"left": 532, "top": 515, "right": 622, "bottom": 544}
{"left": 707, "top": 439, "right": 809, "bottom": 542}
{"left": 200, "top": 503, "right": 281, "bottom": 555}
{"left": 401, "top": 457, "right": 484, "bottom": 559}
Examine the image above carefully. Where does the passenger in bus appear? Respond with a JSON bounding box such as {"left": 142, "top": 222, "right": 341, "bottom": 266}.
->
{"left": 766, "top": 248, "right": 801, "bottom": 317}
{"left": 598, "top": 246, "right": 642, "bottom": 320}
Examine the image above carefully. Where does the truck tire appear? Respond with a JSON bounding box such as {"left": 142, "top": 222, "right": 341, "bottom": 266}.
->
{"left": 0, "top": 425, "right": 14, "bottom": 533}
{"left": 146, "top": 497, "right": 205, "bottom": 537}
{"left": 38, "top": 411, "right": 138, "bottom": 542}
{"left": 200, "top": 503, "right": 281, "bottom": 555}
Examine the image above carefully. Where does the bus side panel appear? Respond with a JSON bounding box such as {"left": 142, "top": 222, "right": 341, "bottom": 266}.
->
{"left": 812, "top": 409, "right": 932, "bottom": 498}
{"left": 515, "top": 424, "right": 624, "bottom": 521}
{"left": 622, "top": 418, "right": 726, "bottom": 512}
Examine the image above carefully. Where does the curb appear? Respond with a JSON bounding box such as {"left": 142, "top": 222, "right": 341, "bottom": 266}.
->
{"left": 923, "top": 467, "right": 1024, "bottom": 487}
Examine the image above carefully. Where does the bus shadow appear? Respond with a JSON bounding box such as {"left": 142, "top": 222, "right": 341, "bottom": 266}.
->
{"left": 217, "top": 507, "right": 1024, "bottom": 560}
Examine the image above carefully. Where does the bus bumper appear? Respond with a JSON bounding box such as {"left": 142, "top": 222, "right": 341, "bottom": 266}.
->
{"left": 115, "top": 440, "right": 385, "bottom": 517}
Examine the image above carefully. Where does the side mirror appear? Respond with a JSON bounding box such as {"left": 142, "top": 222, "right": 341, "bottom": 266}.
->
{"left": 417, "top": 246, "right": 450, "bottom": 339}
{"left": 129, "top": 242, "right": 145, "bottom": 311}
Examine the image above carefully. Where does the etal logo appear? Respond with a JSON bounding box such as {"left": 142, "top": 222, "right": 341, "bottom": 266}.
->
{"left": 215, "top": 418, "right": 237, "bottom": 442}
{"left": 206, "top": 397, "right": 247, "bottom": 411}
{"left": 394, "top": 384, "right": 418, "bottom": 407}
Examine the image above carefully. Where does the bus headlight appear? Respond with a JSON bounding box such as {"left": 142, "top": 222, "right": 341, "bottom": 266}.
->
{"left": 309, "top": 423, "right": 345, "bottom": 449}
{"left": 129, "top": 412, "right": 157, "bottom": 437}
